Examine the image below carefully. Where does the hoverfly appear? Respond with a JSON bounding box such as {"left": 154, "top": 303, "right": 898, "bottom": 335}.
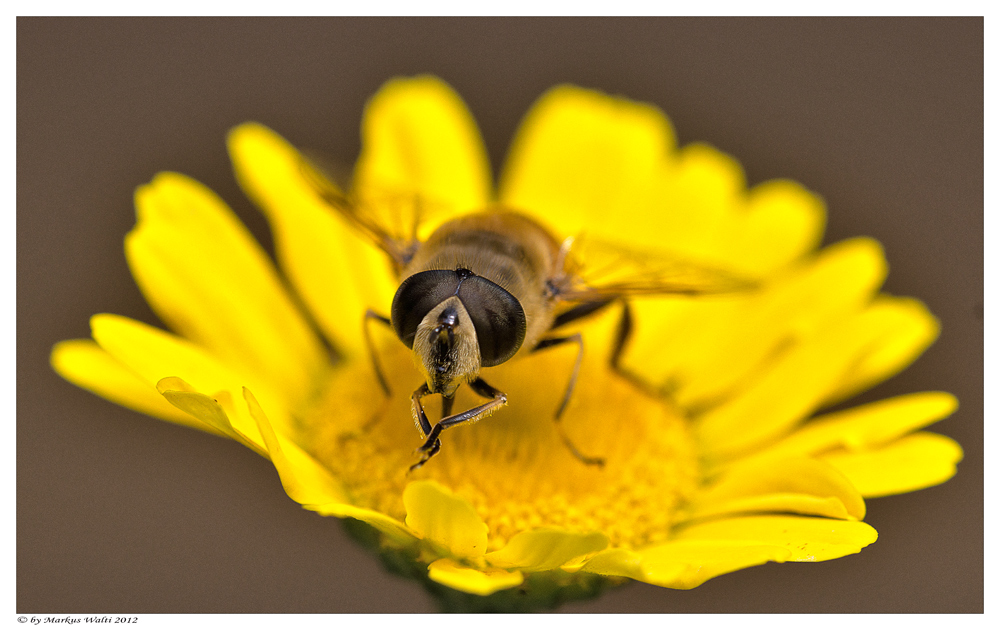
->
{"left": 299, "top": 158, "right": 754, "bottom": 472}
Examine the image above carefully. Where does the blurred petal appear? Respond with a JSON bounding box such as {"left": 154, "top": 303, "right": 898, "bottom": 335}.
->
{"left": 624, "top": 294, "right": 744, "bottom": 394}
{"left": 822, "top": 297, "right": 941, "bottom": 405}
{"left": 600, "top": 142, "right": 745, "bottom": 260}
{"left": 485, "top": 529, "right": 609, "bottom": 571}
{"left": 578, "top": 548, "right": 645, "bottom": 581}
{"left": 689, "top": 456, "right": 865, "bottom": 521}
{"left": 50, "top": 339, "right": 217, "bottom": 434}
{"left": 821, "top": 432, "right": 963, "bottom": 497}
{"left": 403, "top": 480, "right": 489, "bottom": 558}
{"left": 757, "top": 238, "right": 887, "bottom": 339}
{"left": 728, "top": 179, "right": 826, "bottom": 276}
{"left": 674, "top": 515, "right": 878, "bottom": 562}
{"left": 499, "top": 84, "right": 674, "bottom": 238}
{"left": 501, "top": 88, "right": 823, "bottom": 280}
{"left": 580, "top": 542, "right": 791, "bottom": 590}
{"left": 243, "top": 387, "right": 349, "bottom": 506}
{"left": 754, "top": 391, "right": 959, "bottom": 460}
{"left": 311, "top": 503, "right": 419, "bottom": 548}
{"left": 427, "top": 558, "right": 524, "bottom": 595}
{"left": 628, "top": 237, "right": 887, "bottom": 406}
{"left": 690, "top": 494, "right": 857, "bottom": 522}
{"left": 641, "top": 149, "right": 824, "bottom": 276}
{"left": 354, "top": 75, "right": 492, "bottom": 219}
{"left": 127, "top": 172, "right": 327, "bottom": 411}
{"left": 228, "top": 123, "right": 397, "bottom": 360}
{"left": 638, "top": 541, "right": 793, "bottom": 589}
{"left": 697, "top": 295, "right": 940, "bottom": 460}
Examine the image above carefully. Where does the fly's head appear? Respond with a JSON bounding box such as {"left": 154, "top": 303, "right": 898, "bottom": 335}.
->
{"left": 391, "top": 268, "right": 527, "bottom": 397}
{"left": 411, "top": 296, "right": 481, "bottom": 396}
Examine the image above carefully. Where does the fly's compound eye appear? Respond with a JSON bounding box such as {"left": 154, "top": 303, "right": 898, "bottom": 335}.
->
{"left": 391, "top": 270, "right": 462, "bottom": 348}
{"left": 456, "top": 276, "right": 526, "bottom": 366}
{"left": 390, "top": 270, "right": 527, "bottom": 366}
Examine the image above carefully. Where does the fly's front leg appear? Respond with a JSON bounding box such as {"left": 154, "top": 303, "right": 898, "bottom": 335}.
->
{"left": 409, "top": 378, "right": 508, "bottom": 472}
{"left": 410, "top": 383, "right": 434, "bottom": 437}
{"left": 441, "top": 393, "right": 455, "bottom": 420}
{"left": 364, "top": 309, "right": 393, "bottom": 397}
{"left": 532, "top": 334, "right": 605, "bottom": 467}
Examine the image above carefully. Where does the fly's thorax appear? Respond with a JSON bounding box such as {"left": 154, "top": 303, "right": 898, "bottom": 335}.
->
{"left": 405, "top": 213, "right": 557, "bottom": 298}
{"left": 412, "top": 296, "right": 481, "bottom": 396}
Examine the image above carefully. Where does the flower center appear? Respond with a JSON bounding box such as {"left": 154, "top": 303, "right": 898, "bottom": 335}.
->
{"left": 305, "top": 309, "right": 701, "bottom": 550}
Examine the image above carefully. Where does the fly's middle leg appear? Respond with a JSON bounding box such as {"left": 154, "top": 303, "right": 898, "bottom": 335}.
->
{"left": 532, "top": 333, "right": 605, "bottom": 467}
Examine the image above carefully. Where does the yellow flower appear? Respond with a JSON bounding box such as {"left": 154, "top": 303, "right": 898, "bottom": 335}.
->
{"left": 51, "top": 75, "right": 962, "bottom": 609}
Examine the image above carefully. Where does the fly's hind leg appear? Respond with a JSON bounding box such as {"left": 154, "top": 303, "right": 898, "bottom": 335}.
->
{"left": 364, "top": 309, "right": 393, "bottom": 397}
{"left": 533, "top": 334, "right": 584, "bottom": 420}
{"left": 553, "top": 298, "right": 654, "bottom": 395}
{"left": 607, "top": 301, "right": 660, "bottom": 397}
{"left": 532, "top": 334, "right": 605, "bottom": 467}
{"left": 409, "top": 378, "right": 507, "bottom": 472}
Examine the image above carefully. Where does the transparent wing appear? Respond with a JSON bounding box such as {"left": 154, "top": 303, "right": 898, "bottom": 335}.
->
{"left": 298, "top": 150, "right": 423, "bottom": 271}
{"left": 555, "top": 235, "right": 759, "bottom": 302}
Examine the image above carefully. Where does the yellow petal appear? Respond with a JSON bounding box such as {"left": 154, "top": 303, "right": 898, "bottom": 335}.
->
{"left": 90, "top": 314, "right": 252, "bottom": 399}
{"left": 690, "top": 494, "right": 858, "bottom": 522}
{"left": 757, "top": 391, "right": 959, "bottom": 460}
{"left": 426, "top": 558, "right": 523, "bottom": 596}
{"left": 578, "top": 548, "right": 645, "bottom": 581}
{"left": 674, "top": 515, "right": 878, "bottom": 562}
{"left": 155, "top": 379, "right": 268, "bottom": 457}
{"left": 227, "top": 122, "right": 397, "bottom": 360}
{"left": 90, "top": 313, "right": 277, "bottom": 448}
{"left": 579, "top": 542, "right": 791, "bottom": 590}
{"left": 353, "top": 75, "right": 492, "bottom": 221}
{"left": 639, "top": 148, "right": 823, "bottom": 276}
{"left": 310, "top": 502, "right": 418, "bottom": 549}
{"left": 243, "top": 387, "right": 349, "bottom": 506}
{"left": 501, "top": 90, "right": 823, "bottom": 278}
{"left": 596, "top": 142, "right": 745, "bottom": 262}
{"left": 50, "top": 339, "right": 219, "bottom": 434}
{"left": 689, "top": 456, "right": 866, "bottom": 521}
{"left": 156, "top": 377, "right": 245, "bottom": 443}
{"left": 629, "top": 237, "right": 887, "bottom": 407}
{"left": 726, "top": 179, "right": 826, "bottom": 276}
{"left": 499, "top": 84, "right": 675, "bottom": 238}
{"left": 820, "top": 432, "right": 963, "bottom": 497}
{"left": 760, "top": 238, "right": 887, "bottom": 339}
{"left": 403, "top": 480, "right": 489, "bottom": 559}
{"left": 696, "top": 295, "right": 939, "bottom": 460}
{"left": 485, "top": 529, "right": 608, "bottom": 572}
{"left": 624, "top": 293, "right": 745, "bottom": 394}
{"left": 695, "top": 325, "right": 870, "bottom": 459}
{"left": 127, "top": 172, "right": 328, "bottom": 412}
{"left": 822, "top": 297, "right": 940, "bottom": 405}
{"left": 638, "top": 541, "right": 793, "bottom": 589}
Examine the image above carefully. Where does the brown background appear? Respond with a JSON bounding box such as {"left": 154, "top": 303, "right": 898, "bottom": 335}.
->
{"left": 17, "top": 18, "right": 983, "bottom": 613}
